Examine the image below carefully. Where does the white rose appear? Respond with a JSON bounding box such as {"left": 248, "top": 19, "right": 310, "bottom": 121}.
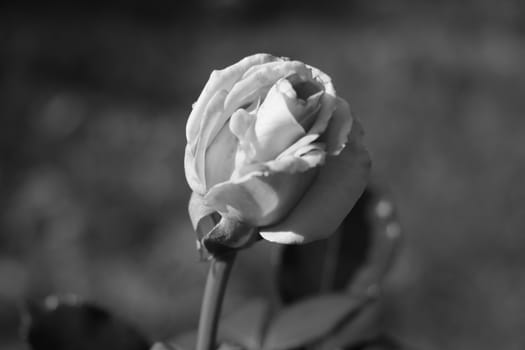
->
{"left": 185, "top": 53, "right": 370, "bottom": 245}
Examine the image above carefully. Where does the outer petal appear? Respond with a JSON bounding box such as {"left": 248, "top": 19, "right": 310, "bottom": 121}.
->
{"left": 194, "top": 89, "right": 228, "bottom": 191}
{"left": 322, "top": 97, "right": 354, "bottom": 155}
{"left": 185, "top": 54, "right": 277, "bottom": 193}
{"left": 305, "top": 65, "right": 337, "bottom": 137}
{"left": 184, "top": 144, "right": 205, "bottom": 195}
{"left": 204, "top": 146, "right": 326, "bottom": 226}
{"left": 204, "top": 121, "right": 239, "bottom": 188}
{"left": 186, "top": 53, "right": 277, "bottom": 143}
{"left": 260, "top": 119, "right": 371, "bottom": 244}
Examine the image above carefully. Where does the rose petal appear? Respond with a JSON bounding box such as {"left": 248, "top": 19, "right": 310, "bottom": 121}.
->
{"left": 194, "top": 89, "right": 228, "bottom": 190}
{"left": 186, "top": 54, "right": 280, "bottom": 193}
{"left": 223, "top": 61, "right": 313, "bottom": 115}
{"left": 259, "top": 119, "right": 370, "bottom": 244}
{"left": 322, "top": 97, "right": 354, "bottom": 155}
{"left": 276, "top": 133, "right": 321, "bottom": 159}
{"left": 306, "top": 65, "right": 338, "bottom": 137}
{"left": 184, "top": 144, "right": 205, "bottom": 194}
{"left": 277, "top": 77, "right": 324, "bottom": 131}
{"left": 283, "top": 77, "right": 324, "bottom": 131}
{"left": 251, "top": 81, "right": 308, "bottom": 162}
{"left": 236, "top": 143, "right": 325, "bottom": 178}
{"left": 230, "top": 108, "right": 258, "bottom": 167}
{"left": 273, "top": 75, "right": 339, "bottom": 163}
{"left": 204, "top": 147, "right": 326, "bottom": 226}
{"left": 205, "top": 121, "right": 239, "bottom": 188}
{"left": 287, "top": 73, "right": 324, "bottom": 101}
{"left": 186, "top": 53, "right": 277, "bottom": 144}
{"left": 184, "top": 144, "right": 206, "bottom": 195}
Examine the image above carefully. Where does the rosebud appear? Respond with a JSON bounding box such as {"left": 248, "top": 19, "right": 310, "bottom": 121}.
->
{"left": 185, "top": 53, "right": 370, "bottom": 248}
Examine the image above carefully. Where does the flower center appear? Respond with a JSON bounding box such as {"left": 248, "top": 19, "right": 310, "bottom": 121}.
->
{"left": 284, "top": 74, "right": 324, "bottom": 131}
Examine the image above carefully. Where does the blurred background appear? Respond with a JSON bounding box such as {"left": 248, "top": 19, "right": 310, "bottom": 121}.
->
{"left": 1, "top": 0, "right": 525, "bottom": 349}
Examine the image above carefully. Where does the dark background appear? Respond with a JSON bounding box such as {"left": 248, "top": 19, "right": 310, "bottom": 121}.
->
{"left": 1, "top": 1, "right": 525, "bottom": 349}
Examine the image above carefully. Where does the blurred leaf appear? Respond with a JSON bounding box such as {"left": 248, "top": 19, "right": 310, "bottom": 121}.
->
{"left": 217, "top": 342, "right": 246, "bottom": 350}
{"left": 261, "top": 293, "right": 368, "bottom": 350}
{"left": 219, "top": 299, "right": 271, "bottom": 350}
{"left": 169, "top": 330, "right": 197, "bottom": 350}
{"left": 277, "top": 187, "right": 401, "bottom": 303}
{"left": 345, "top": 188, "right": 402, "bottom": 297}
{"left": 23, "top": 295, "right": 151, "bottom": 350}
{"left": 343, "top": 334, "right": 404, "bottom": 350}
{"left": 314, "top": 300, "right": 381, "bottom": 350}
{"left": 150, "top": 342, "right": 179, "bottom": 350}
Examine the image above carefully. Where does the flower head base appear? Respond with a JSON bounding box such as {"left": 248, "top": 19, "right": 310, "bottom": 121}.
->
{"left": 185, "top": 54, "right": 370, "bottom": 253}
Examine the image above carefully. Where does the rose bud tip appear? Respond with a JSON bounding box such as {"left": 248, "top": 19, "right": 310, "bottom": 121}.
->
{"left": 278, "top": 75, "right": 324, "bottom": 131}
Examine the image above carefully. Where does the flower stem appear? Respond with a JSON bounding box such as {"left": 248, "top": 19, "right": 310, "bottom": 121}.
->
{"left": 196, "top": 252, "right": 237, "bottom": 350}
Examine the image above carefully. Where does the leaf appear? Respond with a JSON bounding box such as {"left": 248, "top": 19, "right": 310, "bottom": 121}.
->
{"left": 314, "top": 299, "right": 382, "bottom": 350}
{"left": 345, "top": 187, "right": 402, "bottom": 297}
{"left": 169, "top": 330, "right": 197, "bottom": 350}
{"left": 217, "top": 342, "right": 247, "bottom": 350}
{"left": 150, "top": 342, "right": 179, "bottom": 350}
{"left": 342, "top": 334, "right": 404, "bottom": 350}
{"left": 261, "top": 293, "right": 369, "bottom": 350}
{"left": 219, "top": 299, "right": 271, "bottom": 350}
{"left": 276, "top": 187, "right": 402, "bottom": 303}
{"left": 23, "top": 295, "right": 150, "bottom": 350}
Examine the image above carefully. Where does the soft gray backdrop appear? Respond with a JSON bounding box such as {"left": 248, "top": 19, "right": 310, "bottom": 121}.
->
{"left": 1, "top": 1, "right": 525, "bottom": 349}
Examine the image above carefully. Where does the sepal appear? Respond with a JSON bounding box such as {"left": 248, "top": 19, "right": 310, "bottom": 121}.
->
{"left": 201, "top": 217, "right": 260, "bottom": 258}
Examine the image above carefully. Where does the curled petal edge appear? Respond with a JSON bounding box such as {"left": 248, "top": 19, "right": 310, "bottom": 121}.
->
{"left": 204, "top": 146, "right": 326, "bottom": 226}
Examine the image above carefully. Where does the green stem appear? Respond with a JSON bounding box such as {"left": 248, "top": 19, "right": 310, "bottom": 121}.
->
{"left": 196, "top": 252, "right": 237, "bottom": 350}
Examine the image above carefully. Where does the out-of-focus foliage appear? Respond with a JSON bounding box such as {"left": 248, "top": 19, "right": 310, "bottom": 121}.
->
{"left": 22, "top": 296, "right": 150, "bottom": 350}
{"left": 1, "top": 1, "right": 525, "bottom": 349}
{"left": 277, "top": 189, "right": 400, "bottom": 303}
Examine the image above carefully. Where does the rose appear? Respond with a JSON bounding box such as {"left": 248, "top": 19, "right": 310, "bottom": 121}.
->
{"left": 185, "top": 53, "right": 370, "bottom": 245}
